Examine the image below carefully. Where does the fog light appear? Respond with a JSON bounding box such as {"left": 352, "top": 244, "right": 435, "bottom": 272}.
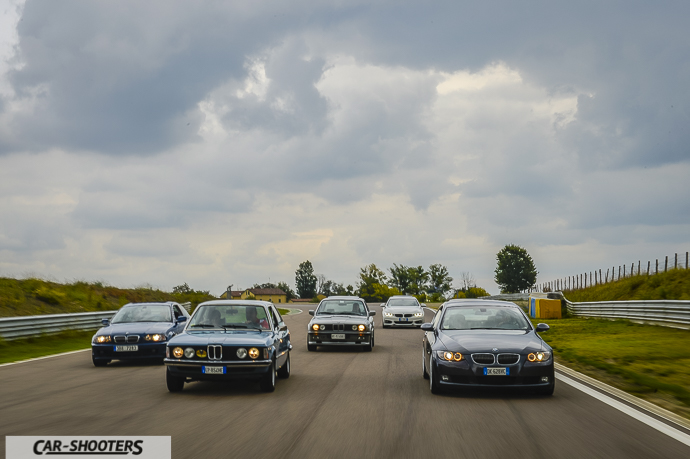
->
{"left": 441, "top": 375, "right": 449, "bottom": 381}
{"left": 237, "top": 348, "right": 247, "bottom": 359}
{"left": 184, "top": 347, "right": 195, "bottom": 359}
{"left": 541, "top": 376, "right": 549, "bottom": 382}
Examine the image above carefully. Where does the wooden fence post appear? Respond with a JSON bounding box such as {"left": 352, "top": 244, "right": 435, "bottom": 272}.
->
{"left": 656, "top": 259, "right": 659, "bottom": 274}
{"left": 665, "top": 256, "right": 668, "bottom": 272}
{"left": 647, "top": 261, "right": 650, "bottom": 275}
{"left": 599, "top": 269, "right": 602, "bottom": 284}
{"left": 675, "top": 253, "right": 678, "bottom": 269}
{"left": 638, "top": 260, "right": 640, "bottom": 276}
{"left": 623, "top": 265, "right": 626, "bottom": 278}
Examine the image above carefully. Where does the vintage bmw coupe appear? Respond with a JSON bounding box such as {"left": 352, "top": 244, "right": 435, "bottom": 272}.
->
{"left": 380, "top": 295, "right": 425, "bottom": 328}
{"left": 307, "top": 296, "right": 375, "bottom": 351}
{"left": 164, "top": 300, "right": 291, "bottom": 392}
{"left": 421, "top": 300, "right": 554, "bottom": 395}
{"left": 91, "top": 302, "right": 189, "bottom": 366}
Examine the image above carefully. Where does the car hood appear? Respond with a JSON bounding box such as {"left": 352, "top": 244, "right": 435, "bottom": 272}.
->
{"left": 98, "top": 322, "right": 172, "bottom": 335}
{"left": 439, "top": 330, "right": 548, "bottom": 354}
{"left": 169, "top": 330, "right": 274, "bottom": 346}
{"left": 383, "top": 307, "right": 423, "bottom": 315}
{"left": 309, "top": 315, "right": 369, "bottom": 324}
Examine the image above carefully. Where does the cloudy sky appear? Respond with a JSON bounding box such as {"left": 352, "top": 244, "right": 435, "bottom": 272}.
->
{"left": 0, "top": 0, "right": 688, "bottom": 295}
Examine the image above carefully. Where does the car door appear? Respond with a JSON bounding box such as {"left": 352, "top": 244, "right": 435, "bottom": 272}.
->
{"left": 270, "top": 306, "right": 289, "bottom": 367}
{"left": 172, "top": 305, "right": 186, "bottom": 335}
{"left": 365, "top": 302, "right": 375, "bottom": 331}
{"left": 424, "top": 305, "right": 443, "bottom": 369}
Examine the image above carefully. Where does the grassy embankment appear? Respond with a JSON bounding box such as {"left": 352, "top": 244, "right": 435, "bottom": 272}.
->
{"left": 537, "top": 268, "right": 690, "bottom": 418}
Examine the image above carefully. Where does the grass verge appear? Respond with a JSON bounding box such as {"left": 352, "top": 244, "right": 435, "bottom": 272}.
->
{"left": 534, "top": 317, "right": 690, "bottom": 419}
{"left": 0, "top": 330, "right": 94, "bottom": 365}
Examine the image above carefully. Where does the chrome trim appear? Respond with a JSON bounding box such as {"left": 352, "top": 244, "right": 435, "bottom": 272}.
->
{"left": 208, "top": 345, "right": 222, "bottom": 360}
{"left": 471, "top": 353, "right": 496, "bottom": 365}
{"left": 165, "top": 358, "right": 271, "bottom": 366}
{"left": 114, "top": 335, "right": 140, "bottom": 343}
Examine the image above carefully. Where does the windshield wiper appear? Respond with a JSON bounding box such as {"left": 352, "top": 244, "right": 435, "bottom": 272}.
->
{"left": 469, "top": 327, "right": 499, "bottom": 330}
{"left": 190, "top": 324, "right": 216, "bottom": 328}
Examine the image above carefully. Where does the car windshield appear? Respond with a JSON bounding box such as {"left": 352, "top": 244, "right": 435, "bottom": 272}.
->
{"left": 441, "top": 307, "right": 530, "bottom": 330}
{"left": 111, "top": 305, "right": 171, "bottom": 323}
{"left": 316, "top": 300, "right": 366, "bottom": 316}
{"left": 387, "top": 299, "right": 419, "bottom": 307}
{"left": 189, "top": 305, "right": 271, "bottom": 330}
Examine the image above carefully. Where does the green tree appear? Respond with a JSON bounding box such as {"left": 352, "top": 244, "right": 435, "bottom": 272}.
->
{"left": 357, "top": 264, "right": 390, "bottom": 301}
{"left": 428, "top": 264, "right": 453, "bottom": 296}
{"left": 295, "top": 260, "right": 317, "bottom": 298}
{"left": 172, "top": 283, "right": 192, "bottom": 294}
{"left": 389, "top": 264, "right": 412, "bottom": 293}
{"left": 408, "top": 266, "right": 429, "bottom": 295}
{"left": 276, "top": 281, "right": 296, "bottom": 302}
{"left": 494, "top": 244, "right": 538, "bottom": 293}
{"left": 465, "top": 287, "right": 490, "bottom": 298}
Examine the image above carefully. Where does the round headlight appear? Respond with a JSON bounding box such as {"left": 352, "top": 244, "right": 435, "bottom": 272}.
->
{"left": 95, "top": 335, "right": 110, "bottom": 343}
{"left": 352, "top": 325, "right": 357, "bottom": 331}
{"left": 172, "top": 347, "right": 184, "bottom": 358}
{"left": 237, "top": 348, "right": 247, "bottom": 359}
{"left": 312, "top": 324, "right": 320, "bottom": 331}
{"left": 528, "top": 353, "right": 536, "bottom": 362}
{"left": 453, "top": 352, "right": 463, "bottom": 361}
{"left": 184, "top": 347, "right": 195, "bottom": 359}
{"left": 320, "top": 324, "right": 325, "bottom": 330}
{"left": 152, "top": 334, "right": 164, "bottom": 342}
{"left": 145, "top": 335, "right": 151, "bottom": 341}
{"left": 443, "top": 351, "right": 454, "bottom": 361}
{"left": 248, "top": 348, "right": 260, "bottom": 359}
{"left": 196, "top": 349, "right": 207, "bottom": 358}
{"left": 358, "top": 324, "right": 366, "bottom": 332}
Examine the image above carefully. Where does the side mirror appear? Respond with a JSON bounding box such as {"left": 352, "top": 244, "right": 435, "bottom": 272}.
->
{"left": 176, "top": 316, "right": 187, "bottom": 323}
{"left": 279, "top": 324, "right": 288, "bottom": 332}
{"left": 380, "top": 303, "right": 386, "bottom": 307}
{"left": 369, "top": 311, "right": 376, "bottom": 316}
{"left": 101, "top": 318, "right": 110, "bottom": 326}
{"left": 422, "top": 303, "right": 427, "bottom": 307}
{"left": 420, "top": 323, "right": 434, "bottom": 331}
{"left": 309, "top": 310, "right": 315, "bottom": 316}
{"left": 536, "top": 323, "right": 550, "bottom": 332}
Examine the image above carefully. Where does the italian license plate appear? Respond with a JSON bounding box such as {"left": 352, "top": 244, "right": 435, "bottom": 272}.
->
{"left": 484, "top": 367, "right": 509, "bottom": 376}
{"left": 202, "top": 366, "right": 226, "bottom": 374}
{"left": 331, "top": 334, "right": 345, "bottom": 339}
{"left": 114, "top": 345, "right": 138, "bottom": 352}
{"left": 399, "top": 318, "right": 408, "bottom": 322}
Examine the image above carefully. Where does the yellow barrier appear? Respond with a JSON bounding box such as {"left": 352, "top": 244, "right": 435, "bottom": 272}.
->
{"left": 529, "top": 297, "right": 562, "bottom": 319}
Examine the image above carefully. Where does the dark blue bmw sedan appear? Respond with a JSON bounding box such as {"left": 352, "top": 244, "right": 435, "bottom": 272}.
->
{"left": 164, "top": 300, "right": 291, "bottom": 393}
{"left": 91, "top": 302, "right": 189, "bottom": 366}
{"left": 422, "top": 300, "right": 554, "bottom": 395}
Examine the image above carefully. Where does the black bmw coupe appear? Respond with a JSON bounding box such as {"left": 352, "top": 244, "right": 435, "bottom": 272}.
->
{"left": 421, "top": 299, "right": 554, "bottom": 395}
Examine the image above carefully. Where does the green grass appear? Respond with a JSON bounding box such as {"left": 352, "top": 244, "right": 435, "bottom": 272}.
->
{"left": 0, "top": 330, "right": 95, "bottom": 365}
{"left": 535, "top": 317, "right": 690, "bottom": 418}
{"left": 277, "top": 308, "right": 291, "bottom": 315}
{"left": 0, "top": 277, "right": 216, "bottom": 318}
{"left": 563, "top": 267, "right": 690, "bottom": 302}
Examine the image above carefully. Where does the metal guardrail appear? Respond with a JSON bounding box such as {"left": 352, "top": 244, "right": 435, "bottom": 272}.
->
{"left": 482, "top": 293, "right": 530, "bottom": 301}
{"left": 566, "top": 299, "right": 690, "bottom": 329}
{"left": 0, "top": 311, "right": 118, "bottom": 340}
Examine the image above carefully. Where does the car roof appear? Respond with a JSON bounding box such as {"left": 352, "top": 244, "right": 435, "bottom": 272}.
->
{"left": 196, "top": 300, "right": 273, "bottom": 308}
{"left": 387, "top": 296, "right": 418, "bottom": 300}
{"left": 444, "top": 299, "right": 520, "bottom": 308}
{"left": 121, "top": 302, "right": 175, "bottom": 308}
{"left": 322, "top": 296, "right": 365, "bottom": 301}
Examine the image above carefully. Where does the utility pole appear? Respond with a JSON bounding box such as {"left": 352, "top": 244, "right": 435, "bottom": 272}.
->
{"left": 226, "top": 284, "right": 233, "bottom": 300}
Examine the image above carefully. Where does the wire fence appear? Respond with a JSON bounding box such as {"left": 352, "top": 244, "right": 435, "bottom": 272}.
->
{"left": 529, "top": 251, "right": 689, "bottom": 293}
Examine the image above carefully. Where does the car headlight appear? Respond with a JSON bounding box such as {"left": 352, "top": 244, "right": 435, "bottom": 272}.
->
{"left": 94, "top": 335, "right": 111, "bottom": 344}
{"left": 196, "top": 349, "right": 207, "bottom": 358}
{"left": 352, "top": 325, "right": 357, "bottom": 330}
{"left": 436, "top": 350, "right": 463, "bottom": 362}
{"left": 358, "top": 324, "right": 366, "bottom": 332}
{"left": 145, "top": 334, "right": 166, "bottom": 342}
{"left": 527, "top": 351, "right": 551, "bottom": 362}
{"left": 184, "top": 347, "right": 195, "bottom": 359}
{"left": 237, "top": 348, "right": 247, "bottom": 359}
{"left": 172, "top": 347, "right": 184, "bottom": 358}
{"left": 414, "top": 312, "right": 424, "bottom": 317}
{"left": 384, "top": 312, "right": 394, "bottom": 317}
{"left": 248, "top": 347, "right": 260, "bottom": 359}
{"left": 312, "top": 324, "right": 321, "bottom": 331}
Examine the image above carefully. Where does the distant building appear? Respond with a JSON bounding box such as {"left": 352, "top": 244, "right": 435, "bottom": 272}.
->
{"left": 219, "top": 288, "right": 288, "bottom": 304}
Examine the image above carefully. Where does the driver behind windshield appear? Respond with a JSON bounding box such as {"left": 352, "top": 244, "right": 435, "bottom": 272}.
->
{"left": 246, "top": 307, "right": 270, "bottom": 330}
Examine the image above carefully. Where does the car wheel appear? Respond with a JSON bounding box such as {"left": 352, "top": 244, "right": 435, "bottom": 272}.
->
{"left": 429, "top": 359, "right": 441, "bottom": 394}
{"left": 260, "top": 360, "right": 276, "bottom": 392}
{"left": 166, "top": 368, "right": 184, "bottom": 392}
{"left": 277, "top": 352, "right": 290, "bottom": 379}
{"left": 92, "top": 356, "right": 110, "bottom": 367}
{"left": 307, "top": 343, "right": 317, "bottom": 352}
{"left": 364, "top": 335, "right": 374, "bottom": 352}
{"left": 422, "top": 347, "right": 429, "bottom": 379}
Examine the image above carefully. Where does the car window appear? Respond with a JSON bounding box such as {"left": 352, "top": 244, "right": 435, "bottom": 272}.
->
{"left": 273, "top": 306, "right": 284, "bottom": 323}
{"left": 268, "top": 307, "right": 279, "bottom": 327}
{"left": 189, "top": 305, "right": 271, "bottom": 330}
{"left": 173, "top": 305, "right": 184, "bottom": 318}
{"left": 441, "top": 307, "right": 529, "bottom": 330}
{"left": 431, "top": 306, "right": 444, "bottom": 327}
{"left": 387, "top": 299, "right": 419, "bottom": 307}
{"left": 111, "top": 305, "right": 172, "bottom": 323}
{"left": 316, "top": 300, "right": 366, "bottom": 316}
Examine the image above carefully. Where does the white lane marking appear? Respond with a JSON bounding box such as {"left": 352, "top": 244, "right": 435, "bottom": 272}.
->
{"left": 281, "top": 308, "right": 303, "bottom": 315}
{"left": 556, "top": 373, "right": 690, "bottom": 447}
{"left": 0, "top": 348, "right": 90, "bottom": 368}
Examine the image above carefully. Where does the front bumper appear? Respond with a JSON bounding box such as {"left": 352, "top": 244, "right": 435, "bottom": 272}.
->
{"left": 383, "top": 317, "right": 423, "bottom": 326}
{"left": 165, "top": 358, "right": 272, "bottom": 381}
{"left": 434, "top": 357, "right": 554, "bottom": 388}
{"left": 92, "top": 342, "right": 166, "bottom": 360}
{"left": 308, "top": 331, "right": 371, "bottom": 346}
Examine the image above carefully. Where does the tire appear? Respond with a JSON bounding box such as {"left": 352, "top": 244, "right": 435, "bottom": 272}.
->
{"left": 92, "top": 356, "right": 110, "bottom": 367}
{"left": 536, "top": 381, "right": 555, "bottom": 396}
{"left": 364, "top": 335, "right": 374, "bottom": 352}
{"left": 422, "top": 347, "right": 429, "bottom": 379}
{"left": 429, "top": 359, "right": 441, "bottom": 394}
{"left": 166, "top": 368, "right": 184, "bottom": 392}
{"left": 307, "top": 344, "right": 317, "bottom": 352}
{"left": 277, "top": 352, "right": 290, "bottom": 379}
{"left": 260, "top": 360, "right": 276, "bottom": 392}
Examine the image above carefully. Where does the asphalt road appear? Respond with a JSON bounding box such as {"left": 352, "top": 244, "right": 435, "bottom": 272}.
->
{"left": 2, "top": 304, "right": 689, "bottom": 458}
